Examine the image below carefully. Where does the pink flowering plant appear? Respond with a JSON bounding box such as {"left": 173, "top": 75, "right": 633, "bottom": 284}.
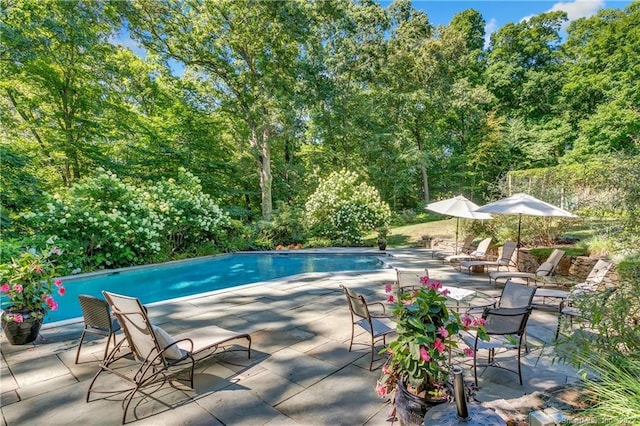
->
{"left": 0, "top": 247, "right": 65, "bottom": 322}
{"left": 376, "top": 276, "right": 487, "bottom": 399}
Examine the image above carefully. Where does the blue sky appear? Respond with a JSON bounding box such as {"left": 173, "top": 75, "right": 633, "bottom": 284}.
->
{"left": 400, "top": 0, "right": 634, "bottom": 45}
{"left": 115, "top": 0, "right": 634, "bottom": 76}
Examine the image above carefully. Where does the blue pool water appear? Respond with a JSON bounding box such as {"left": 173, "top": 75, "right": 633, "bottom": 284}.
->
{"left": 17, "top": 253, "right": 386, "bottom": 324}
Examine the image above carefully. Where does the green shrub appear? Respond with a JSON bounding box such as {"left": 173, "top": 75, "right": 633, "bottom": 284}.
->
{"left": 305, "top": 170, "right": 390, "bottom": 246}
{"left": 21, "top": 169, "right": 229, "bottom": 272}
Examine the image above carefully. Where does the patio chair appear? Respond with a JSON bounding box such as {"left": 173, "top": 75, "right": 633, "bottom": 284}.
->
{"left": 87, "top": 291, "right": 251, "bottom": 424}
{"left": 444, "top": 237, "right": 492, "bottom": 268}
{"left": 555, "top": 288, "right": 617, "bottom": 339}
{"left": 459, "top": 241, "right": 518, "bottom": 275}
{"left": 340, "top": 284, "right": 395, "bottom": 371}
{"left": 394, "top": 268, "right": 429, "bottom": 294}
{"left": 534, "top": 259, "right": 614, "bottom": 307}
{"left": 467, "top": 279, "right": 535, "bottom": 314}
{"left": 489, "top": 249, "right": 565, "bottom": 288}
{"left": 461, "top": 306, "right": 533, "bottom": 386}
{"left": 75, "top": 294, "right": 121, "bottom": 364}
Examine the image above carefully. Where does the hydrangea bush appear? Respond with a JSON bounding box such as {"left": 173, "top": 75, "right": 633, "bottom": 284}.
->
{"left": 22, "top": 169, "right": 229, "bottom": 272}
{"left": 305, "top": 170, "right": 391, "bottom": 245}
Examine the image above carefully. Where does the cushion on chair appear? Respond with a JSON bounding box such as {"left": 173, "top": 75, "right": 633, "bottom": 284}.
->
{"left": 152, "top": 325, "right": 184, "bottom": 360}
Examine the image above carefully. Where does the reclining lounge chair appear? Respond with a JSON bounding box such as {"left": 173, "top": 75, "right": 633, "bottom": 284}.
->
{"left": 534, "top": 259, "right": 614, "bottom": 309}
{"left": 459, "top": 241, "right": 518, "bottom": 275}
{"left": 87, "top": 291, "right": 252, "bottom": 424}
{"left": 489, "top": 249, "right": 565, "bottom": 288}
{"left": 444, "top": 237, "right": 492, "bottom": 269}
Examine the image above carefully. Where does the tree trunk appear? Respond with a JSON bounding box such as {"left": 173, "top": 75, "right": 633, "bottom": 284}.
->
{"left": 248, "top": 122, "right": 273, "bottom": 221}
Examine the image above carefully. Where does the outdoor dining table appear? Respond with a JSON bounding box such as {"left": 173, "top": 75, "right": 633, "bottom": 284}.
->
{"left": 442, "top": 286, "right": 495, "bottom": 313}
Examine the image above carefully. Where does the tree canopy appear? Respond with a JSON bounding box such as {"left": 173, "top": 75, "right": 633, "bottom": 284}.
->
{"left": 2, "top": 0, "right": 638, "bottom": 227}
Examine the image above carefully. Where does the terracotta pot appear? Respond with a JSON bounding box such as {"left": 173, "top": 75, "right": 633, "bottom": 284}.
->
{"left": 1, "top": 308, "right": 44, "bottom": 345}
{"left": 395, "top": 381, "right": 450, "bottom": 426}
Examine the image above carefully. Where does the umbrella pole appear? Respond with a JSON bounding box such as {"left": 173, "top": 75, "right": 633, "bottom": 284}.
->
{"left": 455, "top": 217, "right": 459, "bottom": 254}
{"left": 516, "top": 214, "right": 522, "bottom": 266}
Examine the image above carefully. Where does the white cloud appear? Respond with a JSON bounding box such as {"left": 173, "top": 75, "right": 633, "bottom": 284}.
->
{"left": 484, "top": 18, "right": 497, "bottom": 48}
{"left": 520, "top": 0, "right": 605, "bottom": 26}
{"left": 548, "top": 0, "right": 605, "bottom": 21}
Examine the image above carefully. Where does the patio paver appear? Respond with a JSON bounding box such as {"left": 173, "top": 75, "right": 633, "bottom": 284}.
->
{"left": 0, "top": 248, "right": 580, "bottom": 425}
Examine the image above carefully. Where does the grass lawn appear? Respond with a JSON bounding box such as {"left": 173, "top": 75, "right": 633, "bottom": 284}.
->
{"left": 366, "top": 218, "right": 459, "bottom": 248}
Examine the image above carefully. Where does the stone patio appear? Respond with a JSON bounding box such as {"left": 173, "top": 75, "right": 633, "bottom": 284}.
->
{"left": 0, "top": 248, "right": 581, "bottom": 425}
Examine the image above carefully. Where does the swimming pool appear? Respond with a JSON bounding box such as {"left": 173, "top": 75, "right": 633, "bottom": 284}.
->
{"left": 31, "top": 252, "right": 388, "bottom": 324}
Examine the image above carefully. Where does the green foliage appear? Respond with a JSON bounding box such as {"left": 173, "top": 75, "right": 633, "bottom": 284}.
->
{"left": 578, "top": 354, "right": 640, "bottom": 425}
{"left": 0, "top": 246, "right": 66, "bottom": 319}
{"left": 377, "top": 280, "right": 486, "bottom": 397}
{"left": 305, "top": 170, "right": 391, "bottom": 246}
{"left": 557, "top": 258, "right": 640, "bottom": 365}
{"left": 20, "top": 169, "right": 228, "bottom": 272}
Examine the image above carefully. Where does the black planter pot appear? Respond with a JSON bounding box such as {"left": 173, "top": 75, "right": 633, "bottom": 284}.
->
{"left": 395, "top": 381, "right": 450, "bottom": 426}
{"left": 1, "top": 309, "right": 44, "bottom": 345}
{"left": 378, "top": 241, "right": 387, "bottom": 250}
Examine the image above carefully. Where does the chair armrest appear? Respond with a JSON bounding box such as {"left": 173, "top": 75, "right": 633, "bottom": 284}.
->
{"left": 367, "top": 301, "right": 390, "bottom": 318}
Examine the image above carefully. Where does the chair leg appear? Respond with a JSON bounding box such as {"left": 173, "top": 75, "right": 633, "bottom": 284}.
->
{"left": 75, "top": 329, "right": 87, "bottom": 364}
{"left": 103, "top": 332, "right": 113, "bottom": 361}
{"left": 517, "top": 346, "right": 523, "bottom": 385}
{"left": 370, "top": 335, "right": 375, "bottom": 371}
{"left": 348, "top": 323, "right": 354, "bottom": 352}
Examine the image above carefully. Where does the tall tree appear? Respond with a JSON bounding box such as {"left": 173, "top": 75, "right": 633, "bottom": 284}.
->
{"left": 1, "top": 0, "right": 119, "bottom": 187}
{"left": 124, "top": 0, "right": 317, "bottom": 221}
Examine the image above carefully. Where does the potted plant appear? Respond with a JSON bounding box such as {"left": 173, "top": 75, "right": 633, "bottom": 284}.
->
{"left": 0, "top": 246, "right": 66, "bottom": 345}
{"left": 376, "top": 277, "right": 486, "bottom": 425}
{"left": 377, "top": 226, "right": 390, "bottom": 250}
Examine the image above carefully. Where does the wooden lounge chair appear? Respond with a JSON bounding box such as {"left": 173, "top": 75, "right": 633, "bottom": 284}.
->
{"left": 87, "top": 291, "right": 251, "bottom": 424}
{"left": 459, "top": 241, "right": 518, "bottom": 275}
{"left": 489, "top": 249, "right": 565, "bottom": 287}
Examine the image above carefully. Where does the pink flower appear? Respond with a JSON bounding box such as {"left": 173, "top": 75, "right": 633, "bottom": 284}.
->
{"left": 375, "top": 381, "right": 389, "bottom": 397}
{"left": 55, "top": 279, "right": 63, "bottom": 287}
{"left": 461, "top": 314, "right": 473, "bottom": 328}
{"left": 58, "top": 286, "right": 66, "bottom": 296}
{"left": 433, "top": 338, "right": 446, "bottom": 354}
{"left": 382, "top": 364, "right": 392, "bottom": 375}
{"left": 387, "top": 295, "right": 394, "bottom": 303}
{"left": 472, "top": 317, "right": 486, "bottom": 327}
{"left": 13, "top": 284, "right": 23, "bottom": 293}
{"left": 53, "top": 248, "right": 62, "bottom": 255}
{"left": 439, "top": 288, "right": 450, "bottom": 297}
{"left": 420, "top": 347, "right": 431, "bottom": 362}
{"left": 427, "top": 280, "right": 442, "bottom": 291}
{"left": 438, "top": 326, "right": 449, "bottom": 338}
{"left": 385, "top": 283, "right": 392, "bottom": 293}
{"left": 0, "top": 284, "right": 9, "bottom": 293}
{"left": 420, "top": 276, "right": 430, "bottom": 286}
{"left": 13, "top": 314, "right": 24, "bottom": 323}
{"left": 463, "top": 347, "right": 475, "bottom": 357}
{"left": 45, "top": 296, "right": 58, "bottom": 310}
{"left": 386, "top": 347, "right": 393, "bottom": 355}
{"left": 35, "top": 266, "right": 43, "bottom": 273}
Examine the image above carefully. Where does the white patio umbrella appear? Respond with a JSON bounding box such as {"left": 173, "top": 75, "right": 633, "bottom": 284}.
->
{"left": 474, "top": 192, "right": 578, "bottom": 250}
{"left": 425, "top": 195, "right": 493, "bottom": 254}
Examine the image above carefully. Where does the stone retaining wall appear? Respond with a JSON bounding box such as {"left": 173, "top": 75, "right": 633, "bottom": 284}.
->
{"left": 518, "top": 249, "right": 618, "bottom": 285}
